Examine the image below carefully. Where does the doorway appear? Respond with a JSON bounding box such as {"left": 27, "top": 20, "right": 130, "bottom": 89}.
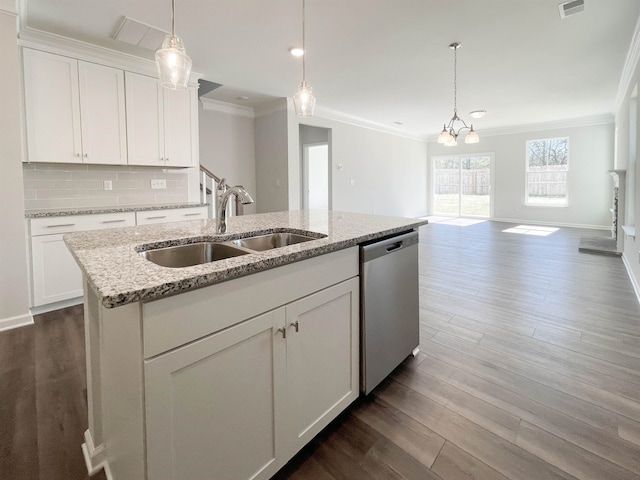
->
{"left": 300, "top": 125, "right": 331, "bottom": 210}
{"left": 431, "top": 154, "right": 493, "bottom": 218}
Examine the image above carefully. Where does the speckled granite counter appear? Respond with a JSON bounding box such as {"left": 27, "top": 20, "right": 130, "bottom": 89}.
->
{"left": 25, "top": 202, "right": 208, "bottom": 218}
{"left": 64, "top": 210, "right": 427, "bottom": 308}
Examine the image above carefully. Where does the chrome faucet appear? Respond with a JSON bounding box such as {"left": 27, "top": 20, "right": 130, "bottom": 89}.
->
{"left": 215, "top": 178, "right": 255, "bottom": 233}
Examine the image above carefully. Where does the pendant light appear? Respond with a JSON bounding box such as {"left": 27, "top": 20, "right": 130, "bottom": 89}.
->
{"left": 437, "top": 43, "right": 479, "bottom": 146}
{"left": 155, "top": 0, "right": 192, "bottom": 89}
{"left": 293, "top": 0, "right": 316, "bottom": 116}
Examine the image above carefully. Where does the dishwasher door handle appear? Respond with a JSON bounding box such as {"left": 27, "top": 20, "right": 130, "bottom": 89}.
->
{"left": 386, "top": 242, "right": 402, "bottom": 252}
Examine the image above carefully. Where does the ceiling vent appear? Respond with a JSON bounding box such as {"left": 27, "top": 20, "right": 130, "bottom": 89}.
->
{"left": 113, "top": 17, "right": 168, "bottom": 50}
{"left": 558, "top": 0, "right": 585, "bottom": 19}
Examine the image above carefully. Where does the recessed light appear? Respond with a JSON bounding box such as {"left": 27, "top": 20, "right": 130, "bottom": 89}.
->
{"left": 289, "top": 47, "right": 304, "bottom": 57}
{"left": 392, "top": 121, "right": 404, "bottom": 125}
{"left": 236, "top": 96, "right": 250, "bottom": 101}
{"left": 469, "top": 110, "right": 487, "bottom": 119}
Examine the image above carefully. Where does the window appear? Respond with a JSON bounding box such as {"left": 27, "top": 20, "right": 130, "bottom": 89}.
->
{"left": 526, "top": 137, "right": 568, "bottom": 206}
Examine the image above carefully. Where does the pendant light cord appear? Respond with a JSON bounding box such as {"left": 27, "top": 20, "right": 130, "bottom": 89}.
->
{"left": 171, "top": 0, "right": 176, "bottom": 36}
{"left": 302, "top": 0, "right": 307, "bottom": 82}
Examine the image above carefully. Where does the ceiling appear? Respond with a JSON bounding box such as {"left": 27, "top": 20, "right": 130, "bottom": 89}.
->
{"left": 21, "top": 0, "right": 640, "bottom": 137}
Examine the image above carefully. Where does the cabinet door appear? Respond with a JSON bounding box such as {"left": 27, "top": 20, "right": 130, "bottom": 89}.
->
{"left": 78, "top": 61, "right": 127, "bottom": 165}
{"left": 284, "top": 277, "right": 359, "bottom": 455}
{"left": 31, "top": 234, "right": 83, "bottom": 306}
{"left": 125, "top": 72, "right": 165, "bottom": 166}
{"left": 163, "top": 87, "right": 197, "bottom": 167}
{"left": 145, "top": 308, "right": 287, "bottom": 480}
{"left": 23, "top": 49, "right": 82, "bottom": 164}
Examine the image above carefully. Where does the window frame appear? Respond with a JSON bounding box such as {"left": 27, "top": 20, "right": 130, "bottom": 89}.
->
{"left": 524, "top": 136, "right": 569, "bottom": 208}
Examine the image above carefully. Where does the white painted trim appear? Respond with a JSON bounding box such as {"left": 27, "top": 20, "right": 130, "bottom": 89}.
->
{"left": 615, "top": 15, "right": 640, "bottom": 112}
{"left": 81, "top": 429, "right": 110, "bottom": 477}
{"left": 491, "top": 217, "right": 610, "bottom": 230}
{"left": 30, "top": 296, "right": 83, "bottom": 316}
{"left": 428, "top": 114, "right": 615, "bottom": 142}
{"left": 18, "top": 27, "right": 203, "bottom": 85}
{"left": 311, "top": 104, "right": 429, "bottom": 142}
{"left": 622, "top": 253, "right": 640, "bottom": 304}
{"left": 0, "top": 311, "right": 34, "bottom": 332}
{"left": 200, "top": 97, "right": 254, "bottom": 118}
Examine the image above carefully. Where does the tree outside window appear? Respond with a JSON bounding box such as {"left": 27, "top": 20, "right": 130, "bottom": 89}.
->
{"left": 526, "top": 137, "right": 568, "bottom": 206}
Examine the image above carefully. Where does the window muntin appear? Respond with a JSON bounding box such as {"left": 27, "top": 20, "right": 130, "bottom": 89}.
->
{"left": 526, "top": 137, "right": 568, "bottom": 206}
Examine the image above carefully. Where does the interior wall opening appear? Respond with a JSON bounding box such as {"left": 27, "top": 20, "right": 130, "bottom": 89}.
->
{"left": 300, "top": 125, "right": 332, "bottom": 211}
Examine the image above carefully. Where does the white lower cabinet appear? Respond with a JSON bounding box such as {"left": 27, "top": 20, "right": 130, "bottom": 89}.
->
{"left": 143, "top": 277, "right": 359, "bottom": 480}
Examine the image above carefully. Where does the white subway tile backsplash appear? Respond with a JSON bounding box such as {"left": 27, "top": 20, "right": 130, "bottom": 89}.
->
{"left": 23, "top": 163, "right": 190, "bottom": 210}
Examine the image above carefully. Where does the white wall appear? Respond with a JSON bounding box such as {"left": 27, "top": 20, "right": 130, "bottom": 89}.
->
{"left": 0, "top": 6, "right": 33, "bottom": 330}
{"left": 428, "top": 121, "right": 614, "bottom": 228}
{"left": 199, "top": 100, "right": 257, "bottom": 214}
{"left": 254, "top": 100, "right": 290, "bottom": 213}
{"left": 287, "top": 105, "right": 429, "bottom": 218}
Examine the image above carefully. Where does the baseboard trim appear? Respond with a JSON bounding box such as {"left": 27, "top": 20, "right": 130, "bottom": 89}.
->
{"left": 622, "top": 253, "right": 640, "bottom": 304}
{"left": 491, "top": 217, "right": 610, "bottom": 230}
{"left": 82, "top": 429, "right": 111, "bottom": 479}
{"left": 30, "top": 297, "right": 83, "bottom": 316}
{"left": 0, "top": 311, "right": 34, "bottom": 332}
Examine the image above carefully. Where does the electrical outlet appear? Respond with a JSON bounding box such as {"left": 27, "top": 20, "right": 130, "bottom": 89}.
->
{"left": 103, "top": 180, "right": 112, "bottom": 191}
{"left": 151, "top": 179, "right": 166, "bottom": 189}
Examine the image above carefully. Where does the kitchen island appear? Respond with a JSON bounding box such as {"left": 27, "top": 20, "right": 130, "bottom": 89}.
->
{"left": 65, "top": 210, "right": 427, "bottom": 480}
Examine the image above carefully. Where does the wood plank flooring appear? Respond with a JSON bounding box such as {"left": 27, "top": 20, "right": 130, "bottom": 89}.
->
{"left": 2, "top": 220, "right": 639, "bottom": 480}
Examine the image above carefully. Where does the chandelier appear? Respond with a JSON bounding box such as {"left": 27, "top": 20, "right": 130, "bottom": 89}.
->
{"left": 155, "top": 0, "right": 192, "bottom": 89}
{"left": 437, "top": 43, "right": 479, "bottom": 146}
{"left": 293, "top": 0, "right": 316, "bottom": 116}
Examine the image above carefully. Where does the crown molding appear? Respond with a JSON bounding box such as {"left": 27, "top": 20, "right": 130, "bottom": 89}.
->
{"left": 17, "top": 27, "right": 203, "bottom": 85}
{"left": 294, "top": 103, "right": 428, "bottom": 142}
{"left": 200, "top": 98, "right": 254, "bottom": 118}
{"left": 427, "top": 114, "right": 614, "bottom": 142}
{"left": 615, "top": 15, "right": 640, "bottom": 112}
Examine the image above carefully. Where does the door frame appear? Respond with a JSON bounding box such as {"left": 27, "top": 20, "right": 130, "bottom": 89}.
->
{"left": 430, "top": 152, "right": 495, "bottom": 219}
{"left": 302, "top": 141, "right": 331, "bottom": 211}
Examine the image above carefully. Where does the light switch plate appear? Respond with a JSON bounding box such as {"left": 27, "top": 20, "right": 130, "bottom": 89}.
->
{"left": 103, "top": 180, "right": 113, "bottom": 191}
{"left": 151, "top": 179, "right": 166, "bottom": 189}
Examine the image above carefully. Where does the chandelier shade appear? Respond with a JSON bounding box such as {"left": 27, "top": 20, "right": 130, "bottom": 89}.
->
{"left": 437, "top": 43, "right": 479, "bottom": 146}
{"left": 293, "top": 0, "right": 316, "bottom": 116}
{"left": 155, "top": 0, "right": 192, "bottom": 90}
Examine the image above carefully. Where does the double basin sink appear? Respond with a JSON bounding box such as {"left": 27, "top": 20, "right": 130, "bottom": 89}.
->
{"left": 139, "top": 232, "right": 324, "bottom": 268}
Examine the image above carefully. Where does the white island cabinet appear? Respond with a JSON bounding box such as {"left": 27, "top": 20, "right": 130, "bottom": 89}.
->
{"left": 83, "top": 247, "right": 359, "bottom": 480}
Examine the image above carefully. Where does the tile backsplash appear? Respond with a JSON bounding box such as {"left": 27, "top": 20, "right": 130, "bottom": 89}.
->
{"left": 23, "top": 163, "right": 189, "bottom": 210}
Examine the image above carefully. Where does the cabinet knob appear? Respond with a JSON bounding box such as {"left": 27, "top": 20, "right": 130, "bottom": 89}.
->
{"left": 290, "top": 321, "right": 299, "bottom": 333}
{"left": 75, "top": 153, "right": 81, "bottom": 157}
{"left": 83, "top": 153, "right": 88, "bottom": 158}
{"left": 277, "top": 327, "right": 287, "bottom": 339}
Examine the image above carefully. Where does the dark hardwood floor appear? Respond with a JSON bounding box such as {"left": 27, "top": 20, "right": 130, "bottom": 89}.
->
{"left": 2, "top": 220, "right": 640, "bottom": 480}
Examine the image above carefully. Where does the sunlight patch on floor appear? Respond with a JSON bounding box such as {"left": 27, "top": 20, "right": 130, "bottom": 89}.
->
{"left": 425, "top": 216, "right": 487, "bottom": 227}
{"left": 503, "top": 225, "right": 559, "bottom": 236}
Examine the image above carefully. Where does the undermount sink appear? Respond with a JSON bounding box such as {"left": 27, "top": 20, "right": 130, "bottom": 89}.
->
{"left": 139, "top": 231, "right": 326, "bottom": 268}
{"left": 139, "top": 242, "right": 250, "bottom": 268}
{"left": 231, "top": 232, "right": 322, "bottom": 251}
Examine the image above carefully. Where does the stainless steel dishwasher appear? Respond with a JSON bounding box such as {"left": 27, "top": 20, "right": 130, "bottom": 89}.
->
{"left": 360, "top": 230, "right": 420, "bottom": 395}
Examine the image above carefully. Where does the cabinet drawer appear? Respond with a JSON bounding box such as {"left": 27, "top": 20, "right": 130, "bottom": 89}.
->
{"left": 135, "top": 207, "right": 207, "bottom": 225}
{"left": 30, "top": 212, "right": 136, "bottom": 235}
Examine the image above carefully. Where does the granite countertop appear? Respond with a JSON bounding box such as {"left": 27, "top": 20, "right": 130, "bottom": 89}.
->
{"left": 64, "top": 210, "right": 427, "bottom": 309}
{"left": 25, "top": 202, "right": 208, "bottom": 218}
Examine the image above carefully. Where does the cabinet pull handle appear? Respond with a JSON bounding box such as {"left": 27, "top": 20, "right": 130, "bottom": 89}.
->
{"left": 46, "top": 223, "right": 76, "bottom": 228}
{"left": 83, "top": 153, "right": 88, "bottom": 158}
{"left": 100, "top": 219, "right": 126, "bottom": 224}
{"left": 277, "top": 327, "right": 287, "bottom": 339}
{"left": 290, "top": 321, "right": 299, "bottom": 332}
{"left": 146, "top": 216, "right": 167, "bottom": 220}
{"left": 75, "top": 153, "right": 81, "bottom": 157}
{"left": 183, "top": 213, "right": 201, "bottom": 217}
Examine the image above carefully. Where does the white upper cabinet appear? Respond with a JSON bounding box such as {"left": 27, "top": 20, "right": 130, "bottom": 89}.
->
{"left": 23, "top": 49, "right": 127, "bottom": 165}
{"left": 78, "top": 62, "right": 127, "bottom": 165}
{"left": 23, "top": 49, "right": 82, "bottom": 164}
{"left": 125, "top": 72, "right": 164, "bottom": 166}
{"left": 163, "top": 87, "right": 198, "bottom": 167}
{"left": 126, "top": 72, "right": 197, "bottom": 168}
